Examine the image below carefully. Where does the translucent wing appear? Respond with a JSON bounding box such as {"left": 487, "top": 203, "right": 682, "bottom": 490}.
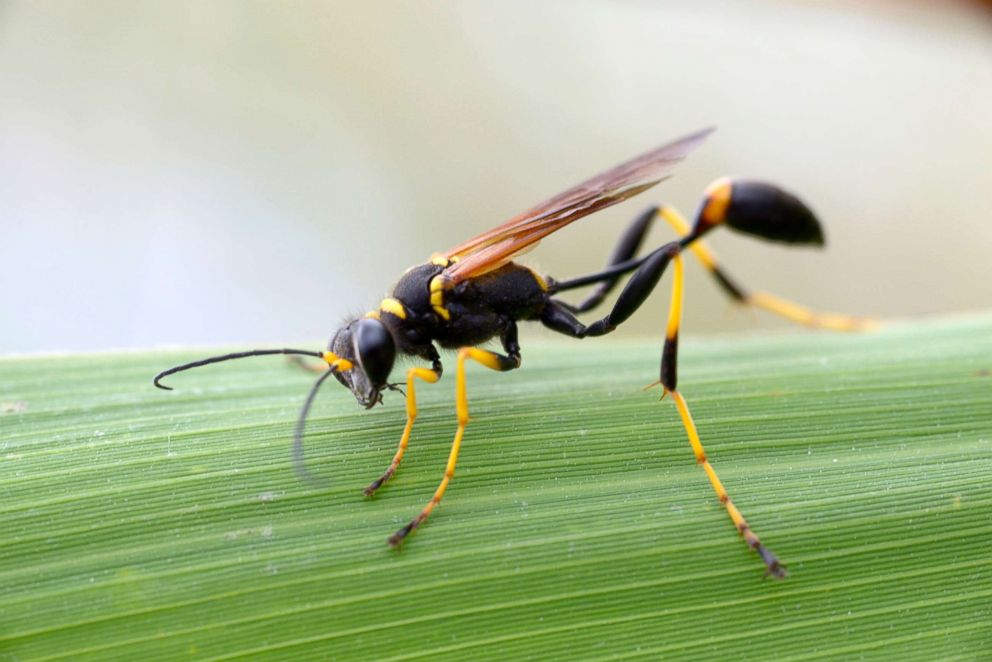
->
{"left": 438, "top": 127, "right": 714, "bottom": 285}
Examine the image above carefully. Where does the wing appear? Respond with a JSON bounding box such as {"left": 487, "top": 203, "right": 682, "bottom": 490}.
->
{"left": 438, "top": 127, "right": 714, "bottom": 286}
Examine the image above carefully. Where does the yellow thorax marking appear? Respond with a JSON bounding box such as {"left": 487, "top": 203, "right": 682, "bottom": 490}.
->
{"left": 379, "top": 297, "right": 407, "bottom": 320}
{"left": 429, "top": 277, "right": 451, "bottom": 320}
{"left": 431, "top": 254, "right": 451, "bottom": 267}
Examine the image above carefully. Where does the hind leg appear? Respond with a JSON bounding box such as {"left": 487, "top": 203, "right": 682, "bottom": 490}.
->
{"left": 542, "top": 244, "right": 787, "bottom": 577}
{"left": 657, "top": 254, "right": 787, "bottom": 577}
{"left": 658, "top": 204, "right": 874, "bottom": 331}
{"left": 552, "top": 199, "right": 874, "bottom": 331}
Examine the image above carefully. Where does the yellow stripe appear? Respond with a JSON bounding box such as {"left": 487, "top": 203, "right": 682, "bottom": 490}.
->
{"left": 431, "top": 254, "right": 451, "bottom": 267}
{"left": 666, "top": 254, "right": 684, "bottom": 340}
{"left": 379, "top": 297, "right": 407, "bottom": 320}
{"left": 430, "top": 277, "right": 451, "bottom": 320}
{"left": 746, "top": 292, "right": 878, "bottom": 331}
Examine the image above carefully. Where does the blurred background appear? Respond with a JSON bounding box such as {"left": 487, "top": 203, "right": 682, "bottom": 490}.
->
{"left": 2, "top": 0, "right": 990, "bottom": 354}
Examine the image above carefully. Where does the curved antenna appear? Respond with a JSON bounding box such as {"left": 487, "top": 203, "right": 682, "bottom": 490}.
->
{"left": 293, "top": 367, "right": 338, "bottom": 483}
{"left": 153, "top": 348, "right": 325, "bottom": 390}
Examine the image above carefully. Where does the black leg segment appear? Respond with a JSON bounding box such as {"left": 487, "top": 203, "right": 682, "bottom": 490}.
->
{"left": 499, "top": 318, "right": 522, "bottom": 364}
{"left": 542, "top": 241, "right": 681, "bottom": 338}
{"left": 561, "top": 205, "right": 659, "bottom": 314}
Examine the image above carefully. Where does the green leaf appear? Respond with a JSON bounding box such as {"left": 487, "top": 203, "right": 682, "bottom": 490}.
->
{"left": 2, "top": 315, "right": 991, "bottom": 660}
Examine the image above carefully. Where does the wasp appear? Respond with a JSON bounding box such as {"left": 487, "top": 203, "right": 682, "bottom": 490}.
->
{"left": 156, "top": 127, "right": 866, "bottom": 577}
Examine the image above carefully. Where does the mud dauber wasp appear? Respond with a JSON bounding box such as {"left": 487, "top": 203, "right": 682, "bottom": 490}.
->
{"left": 155, "top": 127, "right": 867, "bottom": 577}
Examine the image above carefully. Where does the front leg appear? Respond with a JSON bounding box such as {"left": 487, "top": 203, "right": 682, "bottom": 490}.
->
{"left": 364, "top": 349, "right": 443, "bottom": 496}
{"left": 388, "top": 340, "right": 520, "bottom": 547}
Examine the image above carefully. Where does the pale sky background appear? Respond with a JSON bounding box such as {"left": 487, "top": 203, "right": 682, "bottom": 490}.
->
{"left": 2, "top": 0, "right": 991, "bottom": 354}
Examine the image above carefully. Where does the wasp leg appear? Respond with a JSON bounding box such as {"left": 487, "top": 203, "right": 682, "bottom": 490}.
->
{"left": 364, "top": 357, "right": 443, "bottom": 497}
{"left": 660, "top": 254, "right": 786, "bottom": 578}
{"left": 561, "top": 206, "right": 658, "bottom": 314}
{"left": 546, "top": 247, "right": 786, "bottom": 577}
{"left": 388, "top": 326, "right": 521, "bottom": 547}
{"left": 659, "top": 205, "right": 874, "bottom": 331}
{"left": 543, "top": 242, "right": 681, "bottom": 338}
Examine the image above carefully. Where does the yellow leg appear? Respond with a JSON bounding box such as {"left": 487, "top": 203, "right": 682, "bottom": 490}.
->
{"left": 364, "top": 366, "right": 441, "bottom": 496}
{"left": 658, "top": 205, "right": 876, "bottom": 332}
{"left": 388, "top": 347, "right": 520, "bottom": 547}
{"left": 661, "top": 254, "right": 786, "bottom": 578}
{"left": 745, "top": 291, "right": 878, "bottom": 332}
{"left": 670, "top": 391, "right": 785, "bottom": 577}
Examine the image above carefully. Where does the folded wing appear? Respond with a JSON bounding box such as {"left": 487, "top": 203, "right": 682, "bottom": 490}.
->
{"left": 438, "top": 127, "right": 714, "bottom": 286}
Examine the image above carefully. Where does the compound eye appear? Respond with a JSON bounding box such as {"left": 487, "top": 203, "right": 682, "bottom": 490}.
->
{"left": 353, "top": 318, "right": 396, "bottom": 387}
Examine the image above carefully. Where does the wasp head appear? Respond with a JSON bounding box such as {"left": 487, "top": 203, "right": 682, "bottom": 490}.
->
{"left": 328, "top": 317, "right": 397, "bottom": 409}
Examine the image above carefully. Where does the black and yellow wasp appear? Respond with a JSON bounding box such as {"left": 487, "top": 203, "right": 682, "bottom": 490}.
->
{"left": 156, "top": 127, "right": 865, "bottom": 577}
